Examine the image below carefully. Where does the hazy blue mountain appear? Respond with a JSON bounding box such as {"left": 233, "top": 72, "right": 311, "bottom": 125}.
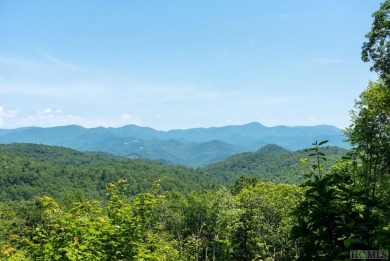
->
{"left": 0, "top": 122, "right": 349, "bottom": 166}
{"left": 165, "top": 122, "right": 343, "bottom": 144}
{"left": 107, "top": 125, "right": 164, "bottom": 140}
{"left": 0, "top": 125, "right": 86, "bottom": 146}
{"left": 72, "top": 137, "right": 244, "bottom": 167}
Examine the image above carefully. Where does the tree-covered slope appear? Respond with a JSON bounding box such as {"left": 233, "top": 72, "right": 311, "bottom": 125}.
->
{"left": 0, "top": 143, "right": 210, "bottom": 202}
{"left": 199, "top": 144, "right": 348, "bottom": 184}
{"left": 0, "top": 142, "right": 348, "bottom": 203}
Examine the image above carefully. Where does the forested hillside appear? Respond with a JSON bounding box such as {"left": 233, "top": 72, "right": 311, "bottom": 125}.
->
{"left": 0, "top": 143, "right": 209, "bottom": 202}
{"left": 200, "top": 144, "right": 347, "bottom": 184}
{"left": 0, "top": 142, "right": 347, "bottom": 203}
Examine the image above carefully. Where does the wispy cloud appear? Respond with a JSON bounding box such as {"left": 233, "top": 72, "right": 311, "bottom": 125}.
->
{"left": 37, "top": 50, "right": 78, "bottom": 70}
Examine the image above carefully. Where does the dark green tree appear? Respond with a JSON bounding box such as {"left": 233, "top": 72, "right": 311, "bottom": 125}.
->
{"left": 345, "top": 81, "right": 390, "bottom": 250}
{"left": 234, "top": 181, "right": 302, "bottom": 261}
{"left": 291, "top": 141, "right": 351, "bottom": 260}
{"left": 362, "top": 0, "right": 390, "bottom": 85}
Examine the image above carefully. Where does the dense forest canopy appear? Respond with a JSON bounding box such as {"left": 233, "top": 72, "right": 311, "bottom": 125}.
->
{"left": 0, "top": 143, "right": 346, "bottom": 202}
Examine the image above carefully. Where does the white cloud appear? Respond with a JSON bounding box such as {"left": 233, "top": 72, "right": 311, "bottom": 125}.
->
{"left": 37, "top": 108, "right": 52, "bottom": 115}
{"left": 120, "top": 114, "right": 141, "bottom": 125}
{"left": 0, "top": 106, "right": 18, "bottom": 127}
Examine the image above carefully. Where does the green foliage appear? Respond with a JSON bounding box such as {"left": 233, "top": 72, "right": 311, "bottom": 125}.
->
{"left": 0, "top": 144, "right": 208, "bottom": 202}
{"left": 201, "top": 144, "right": 347, "bottom": 184}
{"left": 0, "top": 178, "right": 303, "bottom": 261}
{"left": 230, "top": 175, "right": 260, "bottom": 195}
{"left": 26, "top": 197, "right": 109, "bottom": 260}
{"left": 0, "top": 142, "right": 346, "bottom": 204}
{"left": 345, "top": 81, "right": 390, "bottom": 251}
{"left": 346, "top": 81, "right": 390, "bottom": 163}
{"left": 292, "top": 141, "right": 356, "bottom": 260}
{"left": 292, "top": 134, "right": 390, "bottom": 260}
{"left": 362, "top": 0, "right": 390, "bottom": 85}
{"left": 233, "top": 182, "right": 303, "bottom": 261}
{"left": 155, "top": 183, "right": 303, "bottom": 261}
{"left": 1, "top": 180, "right": 180, "bottom": 261}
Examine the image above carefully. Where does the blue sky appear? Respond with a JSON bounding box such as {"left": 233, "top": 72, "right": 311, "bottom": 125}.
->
{"left": 0, "top": 0, "right": 382, "bottom": 130}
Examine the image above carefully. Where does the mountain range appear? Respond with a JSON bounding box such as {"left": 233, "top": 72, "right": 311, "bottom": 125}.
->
{"left": 0, "top": 122, "right": 348, "bottom": 166}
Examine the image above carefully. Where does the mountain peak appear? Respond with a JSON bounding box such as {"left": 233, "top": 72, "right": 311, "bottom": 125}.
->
{"left": 258, "top": 144, "right": 289, "bottom": 154}
{"left": 245, "top": 122, "right": 264, "bottom": 126}
{"left": 238, "top": 122, "right": 266, "bottom": 131}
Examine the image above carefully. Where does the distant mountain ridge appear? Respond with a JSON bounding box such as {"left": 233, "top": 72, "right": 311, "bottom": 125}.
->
{"left": 0, "top": 122, "right": 348, "bottom": 166}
